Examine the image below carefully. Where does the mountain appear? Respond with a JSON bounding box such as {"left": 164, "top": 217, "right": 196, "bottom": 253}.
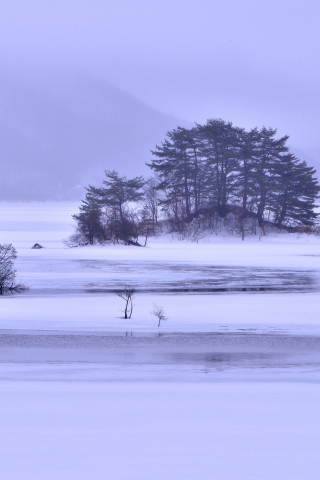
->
{"left": 0, "top": 72, "right": 187, "bottom": 200}
{"left": 1, "top": 71, "right": 318, "bottom": 201}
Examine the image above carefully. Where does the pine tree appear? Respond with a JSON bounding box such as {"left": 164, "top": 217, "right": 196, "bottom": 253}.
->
{"left": 148, "top": 127, "right": 204, "bottom": 221}
{"left": 250, "top": 127, "right": 289, "bottom": 227}
{"left": 72, "top": 194, "right": 103, "bottom": 244}
{"left": 271, "top": 154, "right": 319, "bottom": 229}
{"left": 233, "top": 127, "right": 260, "bottom": 213}
{"left": 196, "top": 119, "right": 239, "bottom": 216}
{"left": 74, "top": 171, "right": 145, "bottom": 244}
{"left": 88, "top": 170, "right": 145, "bottom": 222}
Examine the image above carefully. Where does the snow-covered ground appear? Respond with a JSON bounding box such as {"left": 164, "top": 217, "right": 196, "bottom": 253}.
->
{"left": 1, "top": 382, "right": 320, "bottom": 480}
{"left": 1, "top": 201, "right": 320, "bottom": 334}
{"left": 1, "top": 202, "right": 320, "bottom": 480}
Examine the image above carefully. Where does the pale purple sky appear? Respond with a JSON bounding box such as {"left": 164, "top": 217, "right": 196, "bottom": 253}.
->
{"left": 1, "top": 0, "right": 320, "bottom": 155}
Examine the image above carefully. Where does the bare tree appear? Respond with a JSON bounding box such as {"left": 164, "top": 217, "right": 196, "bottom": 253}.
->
{"left": 116, "top": 285, "right": 135, "bottom": 319}
{"left": 0, "top": 244, "right": 27, "bottom": 294}
{"left": 151, "top": 303, "right": 168, "bottom": 327}
{"left": 142, "top": 177, "right": 161, "bottom": 226}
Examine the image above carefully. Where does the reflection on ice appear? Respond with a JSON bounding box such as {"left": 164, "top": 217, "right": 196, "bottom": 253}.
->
{"left": 1, "top": 331, "right": 320, "bottom": 382}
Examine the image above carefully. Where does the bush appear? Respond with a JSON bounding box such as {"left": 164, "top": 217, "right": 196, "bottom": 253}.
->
{"left": 0, "top": 244, "right": 27, "bottom": 294}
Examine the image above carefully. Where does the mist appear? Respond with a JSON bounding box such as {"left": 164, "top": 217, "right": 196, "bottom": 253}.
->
{"left": 0, "top": 70, "right": 186, "bottom": 200}
{"left": 1, "top": 0, "right": 320, "bottom": 199}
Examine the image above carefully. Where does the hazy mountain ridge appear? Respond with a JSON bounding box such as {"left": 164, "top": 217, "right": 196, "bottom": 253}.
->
{"left": 1, "top": 71, "right": 319, "bottom": 201}
{"left": 0, "top": 72, "right": 187, "bottom": 200}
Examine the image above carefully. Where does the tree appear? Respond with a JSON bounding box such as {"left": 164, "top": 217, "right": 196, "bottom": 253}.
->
{"left": 87, "top": 170, "right": 145, "bottom": 222}
{"left": 271, "top": 155, "right": 319, "bottom": 229}
{"left": 0, "top": 244, "right": 26, "bottom": 294}
{"left": 233, "top": 127, "right": 260, "bottom": 213}
{"left": 197, "top": 119, "right": 239, "bottom": 216}
{"left": 86, "top": 170, "right": 144, "bottom": 243}
{"left": 151, "top": 303, "right": 168, "bottom": 327}
{"left": 116, "top": 285, "right": 135, "bottom": 319}
{"left": 142, "top": 177, "right": 161, "bottom": 226}
{"left": 251, "top": 127, "right": 289, "bottom": 227}
{"left": 72, "top": 195, "right": 104, "bottom": 245}
{"left": 72, "top": 171, "right": 145, "bottom": 245}
{"left": 148, "top": 127, "right": 205, "bottom": 221}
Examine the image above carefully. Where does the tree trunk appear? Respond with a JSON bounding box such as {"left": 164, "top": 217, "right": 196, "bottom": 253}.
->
{"left": 193, "top": 147, "right": 199, "bottom": 216}
{"left": 257, "top": 190, "right": 266, "bottom": 227}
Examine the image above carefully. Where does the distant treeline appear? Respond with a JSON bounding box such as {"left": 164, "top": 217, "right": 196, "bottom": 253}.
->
{"left": 70, "top": 119, "right": 319, "bottom": 245}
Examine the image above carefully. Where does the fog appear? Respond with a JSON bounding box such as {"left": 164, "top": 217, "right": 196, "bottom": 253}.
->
{"left": 1, "top": 0, "right": 320, "bottom": 199}
{"left": 0, "top": 71, "right": 184, "bottom": 199}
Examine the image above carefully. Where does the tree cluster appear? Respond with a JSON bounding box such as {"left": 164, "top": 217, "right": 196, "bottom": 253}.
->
{"left": 71, "top": 119, "right": 319, "bottom": 244}
{"left": 148, "top": 119, "right": 319, "bottom": 234}
{"left": 70, "top": 171, "right": 161, "bottom": 246}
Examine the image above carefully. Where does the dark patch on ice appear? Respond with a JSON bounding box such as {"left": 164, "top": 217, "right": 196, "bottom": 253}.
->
{"left": 18, "top": 257, "right": 319, "bottom": 294}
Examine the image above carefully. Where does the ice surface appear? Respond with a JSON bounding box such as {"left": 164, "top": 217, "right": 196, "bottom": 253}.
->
{"left": 1, "top": 202, "right": 320, "bottom": 335}
{"left": 1, "top": 382, "right": 320, "bottom": 480}
{"left": 0, "top": 331, "right": 320, "bottom": 382}
{"left": 1, "top": 202, "right": 320, "bottom": 479}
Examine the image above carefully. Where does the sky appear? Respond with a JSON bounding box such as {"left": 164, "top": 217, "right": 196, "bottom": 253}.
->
{"left": 1, "top": 0, "right": 320, "bottom": 165}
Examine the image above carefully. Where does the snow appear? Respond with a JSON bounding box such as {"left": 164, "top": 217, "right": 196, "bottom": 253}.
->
{"left": 1, "top": 382, "right": 320, "bottom": 480}
{"left": 1, "top": 291, "right": 320, "bottom": 335}
{"left": 1, "top": 202, "right": 320, "bottom": 479}
{"left": 0, "top": 201, "right": 319, "bottom": 334}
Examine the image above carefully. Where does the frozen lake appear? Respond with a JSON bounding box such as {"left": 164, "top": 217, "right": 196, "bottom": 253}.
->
{"left": 16, "top": 257, "right": 319, "bottom": 294}
{"left": 1, "top": 201, "right": 320, "bottom": 368}
{"left": 1, "top": 203, "right": 320, "bottom": 480}
{"left": 1, "top": 330, "right": 320, "bottom": 382}
{"left": 1, "top": 202, "right": 320, "bottom": 335}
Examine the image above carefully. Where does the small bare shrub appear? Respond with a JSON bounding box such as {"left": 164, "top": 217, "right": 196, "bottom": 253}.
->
{"left": 116, "top": 285, "right": 135, "bottom": 319}
{"left": 151, "top": 303, "right": 168, "bottom": 327}
{"left": 0, "top": 244, "right": 28, "bottom": 294}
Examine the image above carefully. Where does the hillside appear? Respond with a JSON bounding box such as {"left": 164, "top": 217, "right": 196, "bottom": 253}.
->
{"left": 0, "top": 71, "right": 186, "bottom": 200}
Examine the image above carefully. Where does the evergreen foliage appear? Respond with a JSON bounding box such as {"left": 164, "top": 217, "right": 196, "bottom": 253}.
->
{"left": 148, "top": 119, "right": 319, "bottom": 232}
{"left": 71, "top": 119, "right": 319, "bottom": 245}
{"left": 72, "top": 170, "right": 145, "bottom": 245}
